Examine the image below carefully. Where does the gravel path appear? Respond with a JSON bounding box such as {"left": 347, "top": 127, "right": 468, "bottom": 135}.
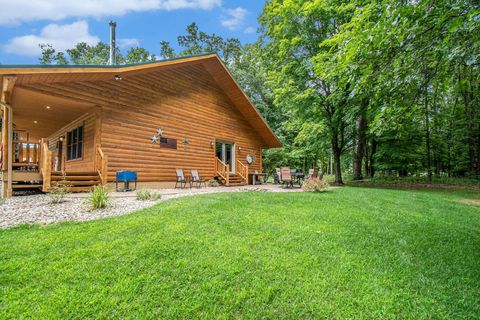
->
{"left": 0, "top": 185, "right": 302, "bottom": 229}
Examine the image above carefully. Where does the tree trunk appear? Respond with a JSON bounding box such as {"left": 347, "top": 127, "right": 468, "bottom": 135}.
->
{"left": 332, "top": 135, "right": 343, "bottom": 185}
{"left": 424, "top": 85, "right": 432, "bottom": 182}
{"left": 462, "top": 68, "right": 475, "bottom": 176}
{"left": 477, "top": 117, "right": 480, "bottom": 176}
{"left": 353, "top": 98, "right": 368, "bottom": 180}
{"left": 364, "top": 142, "right": 370, "bottom": 177}
{"left": 370, "top": 139, "right": 377, "bottom": 178}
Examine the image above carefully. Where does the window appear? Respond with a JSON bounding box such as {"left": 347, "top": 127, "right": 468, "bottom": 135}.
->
{"left": 66, "top": 125, "right": 83, "bottom": 161}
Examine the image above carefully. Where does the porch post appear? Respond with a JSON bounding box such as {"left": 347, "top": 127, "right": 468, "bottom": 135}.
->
{"left": 1, "top": 76, "right": 16, "bottom": 198}
{"left": 1, "top": 104, "right": 7, "bottom": 198}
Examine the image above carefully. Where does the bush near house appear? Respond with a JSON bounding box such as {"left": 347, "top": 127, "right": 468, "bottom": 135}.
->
{"left": 207, "top": 179, "right": 220, "bottom": 187}
{"left": 303, "top": 178, "right": 329, "bottom": 192}
{"left": 88, "top": 185, "right": 109, "bottom": 209}
{"left": 136, "top": 189, "right": 162, "bottom": 201}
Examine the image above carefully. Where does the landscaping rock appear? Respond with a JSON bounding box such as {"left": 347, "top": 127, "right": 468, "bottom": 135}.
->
{"left": 0, "top": 185, "right": 301, "bottom": 229}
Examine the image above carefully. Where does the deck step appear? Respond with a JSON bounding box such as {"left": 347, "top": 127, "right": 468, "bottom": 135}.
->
{"left": 65, "top": 186, "right": 96, "bottom": 193}
{"left": 51, "top": 175, "right": 99, "bottom": 181}
{"left": 51, "top": 180, "right": 100, "bottom": 186}
{"left": 49, "top": 171, "right": 101, "bottom": 192}
{"left": 51, "top": 171, "right": 98, "bottom": 176}
{"left": 12, "top": 184, "right": 42, "bottom": 189}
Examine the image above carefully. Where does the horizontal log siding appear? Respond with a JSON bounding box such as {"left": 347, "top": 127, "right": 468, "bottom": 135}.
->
{"left": 100, "top": 64, "right": 262, "bottom": 182}
{"left": 47, "top": 112, "right": 96, "bottom": 172}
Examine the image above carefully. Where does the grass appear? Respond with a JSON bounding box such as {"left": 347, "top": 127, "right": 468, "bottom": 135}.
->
{"left": 348, "top": 175, "right": 480, "bottom": 188}
{"left": 1, "top": 187, "right": 479, "bottom": 319}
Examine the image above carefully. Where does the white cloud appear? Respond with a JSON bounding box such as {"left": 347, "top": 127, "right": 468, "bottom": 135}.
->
{"left": 118, "top": 38, "right": 140, "bottom": 48}
{"left": 220, "top": 7, "right": 248, "bottom": 31}
{"left": 3, "top": 20, "right": 99, "bottom": 56}
{"left": 0, "top": 0, "right": 222, "bottom": 25}
{"left": 244, "top": 26, "right": 256, "bottom": 34}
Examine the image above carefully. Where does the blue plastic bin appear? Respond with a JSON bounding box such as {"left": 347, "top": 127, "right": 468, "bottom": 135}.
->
{"left": 116, "top": 171, "right": 137, "bottom": 192}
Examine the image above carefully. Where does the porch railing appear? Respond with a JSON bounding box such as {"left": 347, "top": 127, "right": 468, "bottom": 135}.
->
{"left": 95, "top": 146, "right": 108, "bottom": 186}
{"left": 216, "top": 157, "right": 229, "bottom": 185}
{"left": 39, "top": 139, "right": 51, "bottom": 192}
{"left": 236, "top": 160, "right": 248, "bottom": 184}
{"left": 13, "top": 141, "right": 40, "bottom": 167}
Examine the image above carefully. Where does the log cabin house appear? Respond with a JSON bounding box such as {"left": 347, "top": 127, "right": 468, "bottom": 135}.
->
{"left": 0, "top": 53, "right": 281, "bottom": 197}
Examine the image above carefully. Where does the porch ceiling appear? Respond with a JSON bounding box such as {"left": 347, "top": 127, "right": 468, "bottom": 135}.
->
{"left": 11, "top": 87, "right": 95, "bottom": 141}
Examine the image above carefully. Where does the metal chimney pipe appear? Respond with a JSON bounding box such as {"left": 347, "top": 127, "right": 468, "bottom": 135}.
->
{"left": 109, "top": 21, "right": 116, "bottom": 65}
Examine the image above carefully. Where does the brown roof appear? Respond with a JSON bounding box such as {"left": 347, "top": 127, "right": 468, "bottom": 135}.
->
{"left": 0, "top": 53, "right": 281, "bottom": 148}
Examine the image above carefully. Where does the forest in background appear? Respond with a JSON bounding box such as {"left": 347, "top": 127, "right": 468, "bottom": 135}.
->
{"left": 37, "top": 0, "right": 480, "bottom": 185}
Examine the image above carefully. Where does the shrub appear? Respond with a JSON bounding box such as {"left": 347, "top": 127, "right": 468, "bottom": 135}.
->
{"left": 89, "top": 185, "right": 109, "bottom": 209}
{"left": 136, "top": 189, "right": 162, "bottom": 201}
{"left": 207, "top": 179, "right": 220, "bottom": 187}
{"left": 48, "top": 174, "right": 71, "bottom": 204}
{"left": 303, "top": 178, "right": 329, "bottom": 193}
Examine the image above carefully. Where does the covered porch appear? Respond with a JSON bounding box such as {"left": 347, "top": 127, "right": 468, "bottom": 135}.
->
{"left": 1, "top": 76, "right": 107, "bottom": 198}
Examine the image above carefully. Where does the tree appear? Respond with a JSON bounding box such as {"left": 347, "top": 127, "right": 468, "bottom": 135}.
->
{"left": 125, "top": 47, "right": 156, "bottom": 64}
{"left": 260, "top": 0, "right": 357, "bottom": 184}
{"left": 38, "top": 44, "right": 68, "bottom": 65}
{"left": 315, "top": 0, "right": 480, "bottom": 179}
{"left": 159, "top": 22, "right": 243, "bottom": 65}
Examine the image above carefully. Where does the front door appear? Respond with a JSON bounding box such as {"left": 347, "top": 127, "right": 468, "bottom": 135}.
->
{"left": 216, "top": 141, "right": 235, "bottom": 173}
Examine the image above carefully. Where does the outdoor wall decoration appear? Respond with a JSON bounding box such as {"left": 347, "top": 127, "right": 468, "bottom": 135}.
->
{"left": 150, "top": 129, "right": 164, "bottom": 144}
{"left": 182, "top": 138, "right": 190, "bottom": 152}
{"left": 151, "top": 129, "right": 177, "bottom": 150}
{"left": 160, "top": 137, "right": 177, "bottom": 150}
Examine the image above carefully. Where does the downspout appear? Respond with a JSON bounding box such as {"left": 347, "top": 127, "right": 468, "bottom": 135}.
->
{"left": 0, "top": 102, "right": 13, "bottom": 198}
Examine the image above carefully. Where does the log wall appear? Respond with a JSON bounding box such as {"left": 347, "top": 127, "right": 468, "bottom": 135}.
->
{"left": 99, "top": 64, "right": 263, "bottom": 182}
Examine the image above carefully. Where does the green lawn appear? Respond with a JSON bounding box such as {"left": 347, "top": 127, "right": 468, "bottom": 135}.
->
{"left": 1, "top": 188, "right": 479, "bottom": 319}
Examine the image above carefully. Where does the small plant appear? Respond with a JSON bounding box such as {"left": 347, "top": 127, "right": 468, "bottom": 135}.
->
{"left": 136, "top": 189, "right": 162, "bottom": 201}
{"left": 48, "top": 173, "right": 71, "bottom": 204}
{"left": 0, "top": 198, "right": 5, "bottom": 206}
{"left": 303, "top": 178, "right": 329, "bottom": 193}
{"left": 89, "top": 185, "right": 109, "bottom": 209}
{"left": 207, "top": 179, "right": 220, "bottom": 187}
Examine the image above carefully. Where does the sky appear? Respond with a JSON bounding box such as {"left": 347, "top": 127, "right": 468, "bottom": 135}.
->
{"left": 0, "top": 0, "right": 265, "bottom": 64}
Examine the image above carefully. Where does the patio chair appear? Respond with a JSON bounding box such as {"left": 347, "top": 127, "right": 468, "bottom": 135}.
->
{"left": 274, "top": 168, "right": 282, "bottom": 184}
{"left": 175, "top": 169, "right": 189, "bottom": 189}
{"left": 280, "top": 167, "right": 294, "bottom": 188}
{"left": 191, "top": 169, "right": 206, "bottom": 188}
{"left": 308, "top": 168, "right": 319, "bottom": 180}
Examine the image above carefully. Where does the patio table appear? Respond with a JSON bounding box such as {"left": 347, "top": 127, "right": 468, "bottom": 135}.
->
{"left": 251, "top": 172, "right": 268, "bottom": 185}
{"left": 292, "top": 172, "right": 305, "bottom": 186}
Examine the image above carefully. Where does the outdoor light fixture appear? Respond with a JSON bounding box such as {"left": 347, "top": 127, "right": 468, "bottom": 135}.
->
{"left": 33, "top": 120, "right": 38, "bottom": 124}
{"left": 238, "top": 145, "right": 242, "bottom": 151}
{"left": 114, "top": 74, "right": 122, "bottom": 81}
{"left": 209, "top": 141, "right": 214, "bottom": 147}
{"left": 45, "top": 105, "right": 51, "bottom": 110}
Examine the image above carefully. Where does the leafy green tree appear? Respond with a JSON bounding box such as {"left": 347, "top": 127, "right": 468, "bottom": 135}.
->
{"left": 38, "top": 44, "right": 68, "bottom": 65}
{"left": 260, "top": 0, "right": 357, "bottom": 184}
{"left": 125, "top": 47, "right": 155, "bottom": 63}
{"left": 159, "top": 22, "right": 243, "bottom": 65}
{"left": 160, "top": 41, "right": 176, "bottom": 59}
